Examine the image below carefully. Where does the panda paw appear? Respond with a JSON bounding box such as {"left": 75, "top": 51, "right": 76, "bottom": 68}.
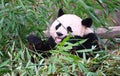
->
{"left": 27, "top": 35, "right": 42, "bottom": 46}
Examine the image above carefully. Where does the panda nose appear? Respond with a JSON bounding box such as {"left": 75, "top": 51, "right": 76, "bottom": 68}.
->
{"left": 56, "top": 32, "right": 63, "bottom": 36}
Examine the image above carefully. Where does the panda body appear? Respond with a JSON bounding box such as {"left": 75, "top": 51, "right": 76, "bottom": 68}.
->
{"left": 27, "top": 9, "right": 99, "bottom": 57}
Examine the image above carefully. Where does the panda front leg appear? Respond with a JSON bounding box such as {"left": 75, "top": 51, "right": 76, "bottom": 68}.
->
{"left": 27, "top": 35, "right": 56, "bottom": 51}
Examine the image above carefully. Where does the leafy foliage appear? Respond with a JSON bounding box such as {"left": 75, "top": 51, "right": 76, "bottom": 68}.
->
{"left": 0, "top": 0, "right": 120, "bottom": 76}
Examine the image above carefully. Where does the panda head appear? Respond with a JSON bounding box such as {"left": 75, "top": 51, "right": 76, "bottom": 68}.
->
{"left": 45, "top": 9, "right": 94, "bottom": 43}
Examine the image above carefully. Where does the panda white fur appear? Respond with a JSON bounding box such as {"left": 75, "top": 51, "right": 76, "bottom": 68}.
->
{"left": 27, "top": 8, "right": 99, "bottom": 57}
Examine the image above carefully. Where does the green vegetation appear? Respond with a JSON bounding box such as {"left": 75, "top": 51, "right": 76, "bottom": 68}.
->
{"left": 0, "top": 0, "right": 120, "bottom": 76}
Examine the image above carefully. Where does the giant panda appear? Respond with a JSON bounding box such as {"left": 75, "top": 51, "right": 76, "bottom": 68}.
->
{"left": 27, "top": 8, "right": 99, "bottom": 57}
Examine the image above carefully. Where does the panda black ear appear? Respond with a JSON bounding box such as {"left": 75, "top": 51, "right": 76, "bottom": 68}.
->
{"left": 57, "top": 8, "right": 64, "bottom": 17}
{"left": 82, "top": 18, "right": 92, "bottom": 27}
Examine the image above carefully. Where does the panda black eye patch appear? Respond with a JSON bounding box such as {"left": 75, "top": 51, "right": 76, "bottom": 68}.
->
{"left": 67, "top": 26, "right": 73, "bottom": 33}
{"left": 55, "top": 23, "right": 61, "bottom": 30}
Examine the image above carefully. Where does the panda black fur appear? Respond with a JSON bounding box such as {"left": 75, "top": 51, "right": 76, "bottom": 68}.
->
{"left": 27, "top": 8, "right": 99, "bottom": 57}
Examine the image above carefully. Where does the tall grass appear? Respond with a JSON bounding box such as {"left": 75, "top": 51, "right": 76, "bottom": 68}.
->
{"left": 0, "top": 0, "right": 120, "bottom": 75}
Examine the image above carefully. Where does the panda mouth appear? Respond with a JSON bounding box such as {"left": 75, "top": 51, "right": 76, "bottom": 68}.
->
{"left": 55, "top": 37, "right": 62, "bottom": 43}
